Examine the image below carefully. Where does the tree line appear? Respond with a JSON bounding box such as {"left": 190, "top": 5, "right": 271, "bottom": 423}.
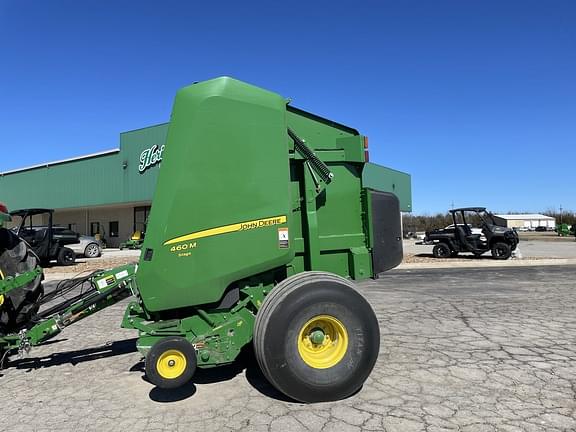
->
{"left": 403, "top": 210, "right": 576, "bottom": 233}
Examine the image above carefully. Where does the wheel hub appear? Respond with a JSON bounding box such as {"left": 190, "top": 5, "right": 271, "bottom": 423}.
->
{"left": 309, "top": 329, "right": 325, "bottom": 345}
{"left": 297, "top": 315, "right": 348, "bottom": 369}
{"left": 156, "top": 349, "right": 187, "bottom": 379}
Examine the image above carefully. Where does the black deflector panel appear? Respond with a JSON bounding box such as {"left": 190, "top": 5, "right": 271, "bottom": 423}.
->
{"left": 369, "top": 190, "right": 403, "bottom": 277}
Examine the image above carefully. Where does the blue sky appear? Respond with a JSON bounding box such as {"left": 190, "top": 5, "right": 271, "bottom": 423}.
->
{"left": 0, "top": 1, "right": 574, "bottom": 214}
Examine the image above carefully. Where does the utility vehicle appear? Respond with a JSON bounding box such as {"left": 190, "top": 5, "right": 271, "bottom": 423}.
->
{"left": 424, "top": 207, "right": 519, "bottom": 259}
{"left": 10, "top": 208, "right": 77, "bottom": 266}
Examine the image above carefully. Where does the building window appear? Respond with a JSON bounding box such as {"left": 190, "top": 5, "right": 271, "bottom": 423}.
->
{"left": 109, "top": 221, "right": 119, "bottom": 238}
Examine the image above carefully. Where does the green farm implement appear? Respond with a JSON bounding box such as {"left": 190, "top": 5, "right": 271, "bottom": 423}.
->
{"left": 119, "top": 231, "right": 145, "bottom": 250}
{"left": 0, "top": 77, "right": 403, "bottom": 402}
{"left": 557, "top": 223, "right": 570, "bottom": 237}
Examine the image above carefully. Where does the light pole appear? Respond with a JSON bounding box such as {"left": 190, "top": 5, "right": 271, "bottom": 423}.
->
{"left": 560, "top": 205, "right": 563, "bottom": 224}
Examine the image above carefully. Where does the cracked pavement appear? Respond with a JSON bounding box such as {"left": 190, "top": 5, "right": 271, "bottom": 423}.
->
{"left": 1, "top": 265, "right": 575, "bottom": 431}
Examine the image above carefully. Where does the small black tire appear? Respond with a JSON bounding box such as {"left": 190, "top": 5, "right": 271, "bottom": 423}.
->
{"left": 253, "top": 271, "right": 380, "bottom": 403}
{"left": 491, "top": 242, "right": 511, "bottom": 260}
{"left": 432, "top": 243, "right": 451, "bottom": 258}
{"left": 145, "top": 337, "right": 197, "bottom": 389}
{"left": 56, "top": 247, "right": 75, "bottom": 266}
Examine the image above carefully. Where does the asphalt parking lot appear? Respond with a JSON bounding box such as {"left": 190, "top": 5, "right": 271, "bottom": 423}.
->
{"left": 1, "top": 265, "right": 575, "bottom": 431}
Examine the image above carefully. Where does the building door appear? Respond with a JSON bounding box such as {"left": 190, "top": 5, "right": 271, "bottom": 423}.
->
{"left": 134, "top": 206, "right": 151, "bottom": 236}
{"left": 90, "top": 222, "right": 101, "bottom": 236}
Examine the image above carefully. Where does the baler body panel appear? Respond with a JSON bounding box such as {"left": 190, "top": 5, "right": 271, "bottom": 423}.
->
{"left": 136, "top": 78, "right": 293, "bottom": 312}
{"left": 136, "top": 77, "right": 402, "bottom": 314}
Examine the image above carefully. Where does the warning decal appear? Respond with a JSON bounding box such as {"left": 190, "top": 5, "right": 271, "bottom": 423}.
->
{"left": 278, "top": 227, "right": 289, "bottom": 249}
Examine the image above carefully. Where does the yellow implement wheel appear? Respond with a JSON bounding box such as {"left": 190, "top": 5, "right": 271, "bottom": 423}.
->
{"left": 297, "top": 315, "right": 348, "bottom": 369}
{"left": 156, "top": 349, "right": 187, "bottom": 380}
{"left": 254, "top": 271, "right": 380, "bottom": 403}
{"left": 145, "top": 337, "right": 196, "bottom": 389}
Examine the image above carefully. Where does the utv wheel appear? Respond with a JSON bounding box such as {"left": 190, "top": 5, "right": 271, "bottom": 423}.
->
{"left": 254, "top": 271, "right": 380, "bottom": 403}
{"left": 56, "top": 247, "right": 75, "bottom": 266}
{"left": 146, "top": 337, "right": 197, "bottom": 389}
{"left": 84, "top": 243, "right": 101, "bottom": 258}
{"left": 432, "top": 243, "right": 451, "bottom": 258}
{"left": 491, "top": 242, "right": 511, "bottom": 260}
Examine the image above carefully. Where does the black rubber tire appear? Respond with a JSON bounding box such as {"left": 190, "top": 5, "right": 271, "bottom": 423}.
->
{"left": 253, "top": 271, "right": 380, "bottom": 403}
{"left": 432, "top": 243, "right": 451, "bottom": 258}
{"left": 491, "top": 242, "right": 512, "bottom": 260}
{"left": 450, "top": 250, "right": 459, "bottom": 258}
{"left": 0, "top": 228, "right": 43, "bottom": 334}
{"left": 145, "top": 337, "right": 197, "bottom": 389}
{"left": 84, "top": 243, "right": 101, "bottom": 258}
{"left": 56, "top": 247, "right": 75, "bottom": 266}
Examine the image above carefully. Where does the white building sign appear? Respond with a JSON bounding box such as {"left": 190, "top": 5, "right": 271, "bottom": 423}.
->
{"left": 139, "top": 144, "right": 165, "bottom": 173}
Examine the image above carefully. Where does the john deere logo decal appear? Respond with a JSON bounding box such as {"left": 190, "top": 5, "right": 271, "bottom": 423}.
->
{"left": 139, "top": 144, "right": 165, "bottom": 173}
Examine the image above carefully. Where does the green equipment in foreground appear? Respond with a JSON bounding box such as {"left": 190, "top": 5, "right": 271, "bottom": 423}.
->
{"left": 0, "top": 77, "right": 404, "bottom": 403}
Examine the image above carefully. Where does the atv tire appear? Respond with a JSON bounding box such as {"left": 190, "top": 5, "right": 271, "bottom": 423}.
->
{"left": 0, "top": 228, "right": 43, "bottom": 335}
{"left": 432, "top": 243, "right": 451, "bottom": 258}
{"left": 491, "top": 242, "right": 511, "bottom": 260}
{"left": 57, "top": 247, "right": 75, "bottom": 266}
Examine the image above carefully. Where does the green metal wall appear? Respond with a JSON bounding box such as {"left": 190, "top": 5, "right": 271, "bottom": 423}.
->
{"left": 0, "top": 124, "right": 167, "bottom": 210}
{"left": 0, "top": 121, "right": 411, "bottom": 212}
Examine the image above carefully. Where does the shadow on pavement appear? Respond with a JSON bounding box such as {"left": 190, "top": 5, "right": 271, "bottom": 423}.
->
{"left": 9, "top": 338, "right": 138, "bottom": 371}
{"left": 149, "top": 384, "right": 197, "bottom": 402}
{"left": 416, "top": 253, "right": 493, "bottom": 260}
{"left": 144, "top": 347, "right": 295, "bottom": 403}
{"left": 6, "top": 337, "right": 295, "bottom": 403}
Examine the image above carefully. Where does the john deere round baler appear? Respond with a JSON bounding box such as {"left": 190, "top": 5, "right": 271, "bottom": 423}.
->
{"left": 0, "top": 77, "right": 403, "bottom": 403}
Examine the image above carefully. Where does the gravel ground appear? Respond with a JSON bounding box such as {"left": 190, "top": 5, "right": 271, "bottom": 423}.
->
{"left": 42, "top": 248, "right": 140, "bottom": 277}
{"left": 1, "top": 265, "right": 575, "bottom": 431}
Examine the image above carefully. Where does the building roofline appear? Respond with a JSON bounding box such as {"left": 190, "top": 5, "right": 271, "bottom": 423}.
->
{"left": 494, "top": 214, "right": 555, "bottom": 220}
{"left": 0, "top": 148, "right": 120, "bottom": 176}
{"left": 120, "top": 122, "right": 169, "bottom": 135}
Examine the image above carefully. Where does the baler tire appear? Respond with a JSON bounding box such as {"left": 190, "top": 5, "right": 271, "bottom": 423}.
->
{"left": 145, "top": 337, "right": 197, "bottom": 389}
{"left": 56, "top": 247, "right": 75, "bottom": 266}
{"left": 253, "top": 271, "right": 380, "bottom": 403}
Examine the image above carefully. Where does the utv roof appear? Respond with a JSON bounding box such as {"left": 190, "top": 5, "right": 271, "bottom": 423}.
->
{"left": 10, "top": 208, "right": 54, "bottom": 217}
{"left": 449, "top": 207, "right": 487, "bottom": 213}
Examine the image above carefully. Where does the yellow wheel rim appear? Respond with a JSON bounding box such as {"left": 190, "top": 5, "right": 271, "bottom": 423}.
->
{"left": 156, "top": 349, "right": 187, "bottom": 379}
{"left": 297, "top": 315, "right": 348, "bottom": 369}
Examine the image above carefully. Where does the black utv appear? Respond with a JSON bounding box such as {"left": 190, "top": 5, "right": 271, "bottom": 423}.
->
{"left": 10, "top": 208, "right": 78, "bottom": 266}
{"left": 424, "top": 207, "right": 519, "bottom": 260}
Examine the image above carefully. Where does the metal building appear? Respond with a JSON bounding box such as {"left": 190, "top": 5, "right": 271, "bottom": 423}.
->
{"left": 0, "top": 121, "right": 411, "bottom": 247}
{"left": 493, "top": 214, "right": 556, "bottom": 230}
